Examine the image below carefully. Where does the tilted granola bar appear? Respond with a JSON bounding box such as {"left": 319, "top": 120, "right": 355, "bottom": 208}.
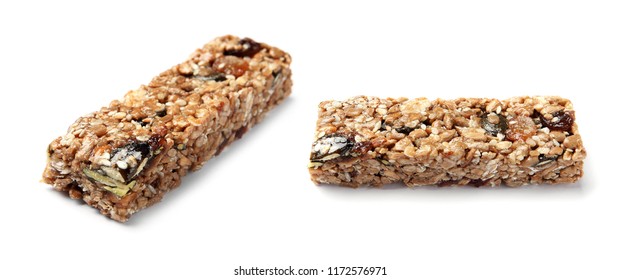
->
{"left": 308, "top": 96, "right": 585, "bottom": 187}
{"left": 43, "top": 35, "right": 292, "bottom": 222}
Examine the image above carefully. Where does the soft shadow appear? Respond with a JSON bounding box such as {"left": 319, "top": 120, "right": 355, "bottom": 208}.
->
{"left": 45, "top": 187, "right": 125, "bottom": 225}
{"left": 317, "top": 169, "right": 591, "bottom": 202}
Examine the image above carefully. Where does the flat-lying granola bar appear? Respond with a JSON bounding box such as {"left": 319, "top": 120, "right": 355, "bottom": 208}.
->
{"left": 308, "top": 96, "right": 585, "bottom": 187}
{"left": 43, "top": 35, "right": 292, "bottom": 222}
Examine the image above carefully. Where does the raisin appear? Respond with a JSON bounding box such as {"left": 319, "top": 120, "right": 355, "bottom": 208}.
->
{"left": 212, "top": 56, "right": 248, "bottom": 77}
{"left": 108, "top": 140, "right": 152, "bottom": 182}
{"left": 540, "top": 111, "right": 574, "bottom": 131}
{"left": 122, "top": 141, "right": 151, "bottom": 160}
{"left": 155, "top": 109, "right": 167, "bottom": 117}
{"left": 234, "top": 126, "right": 249, "bottom": 140}
{"left": 351, "top": 141, "right": 373, "bottom": 157}
{"left": 224, "top": 38, "right": 263, "bottom": 57}
{"left": 147, "top": 134, "right": 165, "bottom": 152}
{"left": 506, "top": 116, "right": 537, "bottom": 141}
{"left": 480, "top": 113, "right": 507, "bottom": 136}
{"left": 395, "top": 126, "right": 415, "bottom": 134}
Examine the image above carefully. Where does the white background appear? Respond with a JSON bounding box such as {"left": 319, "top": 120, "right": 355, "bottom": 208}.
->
{"left": 1, "top": 1, "right": 619, "bottom": 279}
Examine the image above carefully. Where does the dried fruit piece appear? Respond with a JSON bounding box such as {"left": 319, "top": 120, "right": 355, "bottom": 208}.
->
{"left": 224, "top": 38, "right": 264, "bottom": 57}
{"left": 395, "top": 126, "right": 415, "bottom": 134}
{"left": 212, "top": 56, "right": 249, "bottom": 77}
{"left": 480, "top": 113, "right": 507, "bottom": 136}
{"left": 506, "top": 116, "right": 537, "bottom": 141}
{"left": 155, "top": 109, "right": 167, "bottom": 117}
{"left": 540, "top": 110, "right": 574, "bottom": 131}
{"left": 111, "top": 137, "right": 162, "bottom": 179}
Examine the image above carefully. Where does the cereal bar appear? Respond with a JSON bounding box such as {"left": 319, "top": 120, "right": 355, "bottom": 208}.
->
{"left": 308, "top": 96, "right": 585, "bottom": 187}
{"left": 43, "top": 35, "right": 292, "bottom": 222}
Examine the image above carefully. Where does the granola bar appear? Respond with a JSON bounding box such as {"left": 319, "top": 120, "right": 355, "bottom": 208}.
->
{"left": 308, "top": 96, "right": 585, "bottom": 187}
{"left": 43, "top": 35, "right": 292, "bottom": 222}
